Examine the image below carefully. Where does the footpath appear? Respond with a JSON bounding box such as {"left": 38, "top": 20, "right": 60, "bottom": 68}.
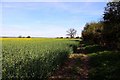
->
{"left": 49, "top": 44, "right": 89, "bottom": 80}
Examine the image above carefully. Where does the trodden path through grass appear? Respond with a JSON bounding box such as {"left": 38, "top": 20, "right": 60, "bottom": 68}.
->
{"left": 49, "top": 46, "right": 89, "bottom": 80}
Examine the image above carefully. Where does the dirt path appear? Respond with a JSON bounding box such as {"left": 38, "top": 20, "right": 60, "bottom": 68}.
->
{"left": 49, "top": 46, "right": 89, "bottom": 80}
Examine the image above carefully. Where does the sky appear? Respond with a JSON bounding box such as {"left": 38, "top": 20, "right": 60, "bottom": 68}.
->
{"left": 1, "top": 2, "right": 107, "bottom": 37}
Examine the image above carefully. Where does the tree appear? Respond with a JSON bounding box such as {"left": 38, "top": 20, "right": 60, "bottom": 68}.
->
{"left": 66, "top": 28, "right": 77, "bottom": 38}
{"left": 82, "top": 22, "right": 104, "bottom": 44}
{"left": 26, "top": 36, "right": 31, "bottom": 38}
{"left": 18, "top": 35, "right": 22, "bottom": 38}
{"left": 103, "top": 1, "right": 120, "bottom": 49}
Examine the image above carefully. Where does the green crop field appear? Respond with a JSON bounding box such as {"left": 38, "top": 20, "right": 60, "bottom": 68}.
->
{"left": 1, "top": 38, "right": 79, "bottom": 79}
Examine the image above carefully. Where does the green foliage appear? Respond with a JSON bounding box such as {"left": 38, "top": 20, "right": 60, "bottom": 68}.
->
{"left": 82, "top": 2, "right": 120, "bottom": 50}
{"left": 80, "top": 42, "right": 120, "bottom": 80}
{"left": 83, "top": 44, "right": 105, "bottom": 53}
{"left": 89, "top": 51, "right": 120, "bottom": 80}
{"left": 2, "top": 39, "right": 79, "bottom": 79}
{"left": 103, "top": 1, "right": 120, "bottom": 49}
{"left": 103, "top": 2, "right": 120, "bottom": 24}
{"left": 82, "top": 22, "right": 104, "bottom": 44}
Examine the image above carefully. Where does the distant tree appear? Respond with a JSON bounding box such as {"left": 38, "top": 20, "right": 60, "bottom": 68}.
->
{"left": 26, "top": 36, "right": 31, "bottom": 38}
{"left": 66, "top": 37, "right": 69, "bottom": 38}
{"left": 75, "top": 36, "right": 80, "bottom": 39}
{"left": 66, "top": 28, "right": 77, "bottom": 38}
{"left": 18, "top": 35, "right": 22, "bottom": 38}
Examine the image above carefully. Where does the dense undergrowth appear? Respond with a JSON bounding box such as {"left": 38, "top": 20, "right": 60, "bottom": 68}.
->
{"left": 89, "top": 51, "right": 120, "bottom": 80}
{"left": 82, "top": 43, "right": 120, "bottom": 80}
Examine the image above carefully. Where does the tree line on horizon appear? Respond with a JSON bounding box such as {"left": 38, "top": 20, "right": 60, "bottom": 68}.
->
{"left": 82, "top": 1, "right": 120, "bottom": 50}
{"left": 16, "top": 35, "right": 31, "bottom": 38}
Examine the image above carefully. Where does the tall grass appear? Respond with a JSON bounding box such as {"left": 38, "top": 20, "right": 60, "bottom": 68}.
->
{"left": 2, "top": 38, "right": 79, "bottom": 79}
